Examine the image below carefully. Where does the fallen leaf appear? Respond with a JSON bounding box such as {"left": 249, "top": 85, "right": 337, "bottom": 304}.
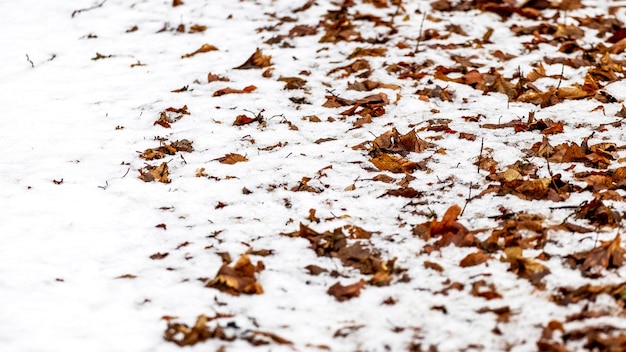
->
{"left": 580, "top": 234, "right": 625, "bottom": 275}
{"left": 215, "top": 153, "right": 248, "bottom": 164}
{"left": 206, "top": 254, "right": 264, "bottom": 295}
{"left": 213, "top": 85, "right": 257, "bottom": 97}
{"left": 234, "top": 48, "right": 272, "bottom": 69}
{"left": 460, "top": 250, "right": 492, "bottom": 267}
{"left": 502, "top": 247, "right": 550, "bottom": 287}
{"left": 181, "top": 43, "right": 218, "bottom": 59}
{"left": 327, "top": 280, "right": 365, "bottom": 301}
{"left": 138, "top": 162, "right": 170, "bottom": 183}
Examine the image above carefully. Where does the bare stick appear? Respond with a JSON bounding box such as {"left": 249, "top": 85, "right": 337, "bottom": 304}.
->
{"left": 415, "top": 11, "right": 426, "bottom": 53}
{"left": 477, "top": 137, "right": 484, "bottom": 173}
{"left": 460, "top": 182, "right": 473, "bottom": 216}
{"left": 556, "top": 63, "right": 565, "bottom": 90}
{"left": 72, "top": 0, "right": 107, "bottom": 18}
{"left": 25, "top": 54, "right": 34, "bottom": 68}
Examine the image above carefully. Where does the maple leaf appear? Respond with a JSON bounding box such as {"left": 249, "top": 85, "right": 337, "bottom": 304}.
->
{"left": 215, "top": 153, "right": 248, "bottom": 164}
{"left": 234, "top": 48, "right": 272, "bottom": 69}
{"left": 181, "top": 43, "right": 218, "bottom": 59}
{"left": 206, "top": 254, "right": 264, "bottom": 296}
{"left": 327, "top": 280, "right": 365, "bottom": 301}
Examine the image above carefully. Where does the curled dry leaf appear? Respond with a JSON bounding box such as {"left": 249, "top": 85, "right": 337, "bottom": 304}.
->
{"left": 369, "top": 151, "right": 419, "bottom": 174}
{"left": 138, "top": 162, "right": 170, "bottom": 183}
{"left": 234, "top": 48, "right": 272, "bottom": 69}
{"left": 213, "top": 85, "right": 257, "bottom": 97}
{"left": 577, "top": 234, "right": 625, "bottom": 276}
{"left": 215, "top": 153, "right": 248, "bottom": 164}
{"left": 278, "top": 76, "right": 307, "bottom": 89}
{"left": 501, "top": 247, "right": 550, "bottom": 287}
{"left": 163, "top": 314, "right": 235, "bottom": 346}
{"left": 574, "top": 198, "right": 621, "bottom": 227}
{"left": 181, "top": 43, "right": 218, "bottom": 59}
{"left": 460, "top": 250, "right": 492, "bottom": 267}
{"left": 327, "top": 279, "right": 366, "bottom": 301}
{"left": 206, "top": 254, "right": 264, "bottom": 296}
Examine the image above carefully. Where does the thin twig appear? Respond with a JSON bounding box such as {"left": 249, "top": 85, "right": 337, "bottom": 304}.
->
{"left": 25, "top": 54, "right": 34, "bottom": 68}
{"left": 556, "top": 63, "right": 565, "bottom": 90}
{"left": 460, "top": 182, "right": 473, "bottom": 216}
{"left": 477, "top": 137, "right": 484, "bottom": 173}
{"left": 415, "top": 11, "right": 426, "bottom": 53}
{"left": 71, "top": 0, "right": 107, "bottom": 18}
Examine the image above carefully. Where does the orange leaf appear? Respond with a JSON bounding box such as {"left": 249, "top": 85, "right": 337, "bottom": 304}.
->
{"left": 215, "top": 153, "right": 248, "bottom": 164}
{"left": 181, "top": 43, "right": 218, "bottom": 59}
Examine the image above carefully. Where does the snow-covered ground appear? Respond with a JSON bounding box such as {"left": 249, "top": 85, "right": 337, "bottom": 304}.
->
{"left": 3, "top": 0, "right": 626, "bottom": 351}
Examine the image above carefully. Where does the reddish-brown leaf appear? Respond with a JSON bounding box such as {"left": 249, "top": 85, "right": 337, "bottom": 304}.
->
{"left": 327, "top": 280, "right": 365, "bottom": 301}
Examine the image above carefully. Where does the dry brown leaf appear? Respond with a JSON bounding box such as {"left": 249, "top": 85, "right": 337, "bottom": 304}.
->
{"left": 327, "top": 280, "right": 365, "bottom": 301}
{"left": 138, "top": 162, "right": 170, "bottom": 183}
{"left": 234, "top": 48, "right": 272, "bottom": 69}
{"left": 580, "top": 234, "right": 625, "bottom": 274}
{"left": 206, "top": 254, "right": 264, "bottom": 295}
{"left": 502, "top": 247, "right": 550, "bottom": 287}
{"left": 370, "top": 152, "right": 418, "bottom": 174}
{"left": 460, "top": 250, "right": 492, "bottom": 267}
{"left": 181, "top": 44, "right": 218, "bottom": 59}
{"left": 216, "top": 153, "right": 248, "bottom": 164}
{"left": 213, "top": 85, "right": 257, "bottom": 97}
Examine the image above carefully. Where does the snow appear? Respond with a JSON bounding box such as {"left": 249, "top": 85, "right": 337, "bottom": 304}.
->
{"left": 3, "top": 0, "right": 626, "bottom": 351}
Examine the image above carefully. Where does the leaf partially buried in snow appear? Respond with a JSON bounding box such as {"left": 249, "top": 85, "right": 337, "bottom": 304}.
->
{"left": 327, "top": 280, "right": 365, "bottom": 301}
{"left": 370, "top": 151, "right": 419, "bottom": 174}
{"left": 206, "top": 254, "right": 264, "bottom": 296}
{"left": 234, "top": 48, "right": 272, "bottom": 69}
{"left": 215, "top": 153, "right": 248, "bottom": 164}
{"left": 502, "top": 247, "right": 550, "bottom": 287}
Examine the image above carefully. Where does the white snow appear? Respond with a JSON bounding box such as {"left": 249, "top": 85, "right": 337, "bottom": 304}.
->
{"left": 3, "top": 0, "right": 626, "bottom": 351}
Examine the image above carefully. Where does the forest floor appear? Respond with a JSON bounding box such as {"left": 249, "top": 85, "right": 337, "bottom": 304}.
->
{"left": 3, "top": 0, "right": 626, "bottom": 351}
